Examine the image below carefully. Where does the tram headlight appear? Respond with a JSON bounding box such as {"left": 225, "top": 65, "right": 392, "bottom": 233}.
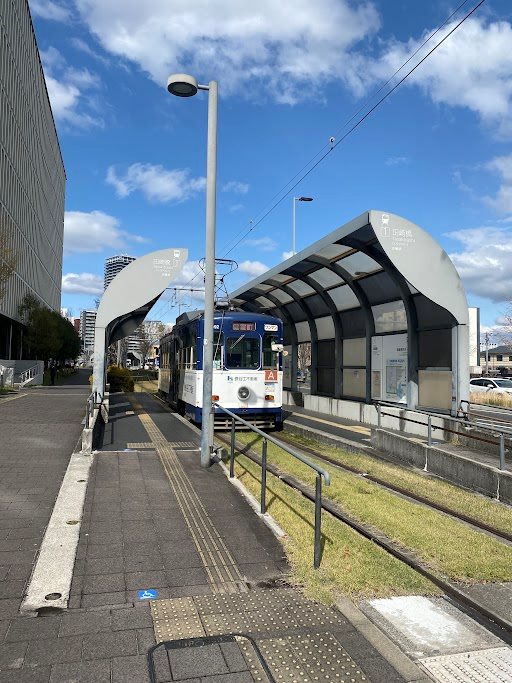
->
{"left": 237, "top": 386, "right": 250, "bottom": 401}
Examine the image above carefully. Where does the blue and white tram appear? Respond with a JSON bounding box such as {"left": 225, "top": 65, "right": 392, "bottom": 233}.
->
{"left": 158, "top": 310, "right": 283, "bottom": 429}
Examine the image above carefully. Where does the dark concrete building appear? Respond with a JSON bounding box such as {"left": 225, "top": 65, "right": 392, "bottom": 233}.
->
{"left": 0, "top": 0, "right": 65, "bottom": 359}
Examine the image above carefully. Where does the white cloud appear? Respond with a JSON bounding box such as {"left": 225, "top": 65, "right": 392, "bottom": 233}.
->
{"left": 73, "top": 0, "right": 380, "bottom": 104}
{"left": 447, "top": 226, "right": 512, "bottom": 303}
{"left": 106, "top": 163, "right": 206, "bottom": 203}
{"left": 282, "top": 250, "right": 294, "bottom": 260}
{"left": 245, "top": 236, "right": 277, "bottom": 252}
{"left": 238, "top": 260, "right": 269, "bottom": 278}
{"left": 29, "top": 0, "right": 71, "bottom": 22}
{"left": 40, "top": 47, "right": 103, "bottom": 129}
{"left": 222, "top": 181, "right": 249, "bottom": 194}
{"left": 484, "top": 154, "right": 512, "bottom": 214}
{"left": 385, "top": 156, "right": 409, "bottom": 166}
{"left": 64, "top": 210, "right": 147, "bottom": 253}
{"left": 363, "top": 18, "right": 512, "bottom": 138}
{"left": 62, "top": 272, "right": 103, "bottom": 295}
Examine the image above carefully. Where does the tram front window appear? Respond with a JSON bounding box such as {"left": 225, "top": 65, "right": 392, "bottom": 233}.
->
{"left": 263, "top": 334, "right": 279, "bottom": 369}
{"left": 226, "top": 336, "right": 260, "bottom": 369}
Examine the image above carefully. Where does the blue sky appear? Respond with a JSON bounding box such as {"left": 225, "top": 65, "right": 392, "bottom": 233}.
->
{"left": 29, "top": 0, "right": 512, "bottom": 332}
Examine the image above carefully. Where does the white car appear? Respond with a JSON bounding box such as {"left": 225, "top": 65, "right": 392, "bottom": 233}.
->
{"left": 469, "top": 378, "right": 512, "bottom": 394}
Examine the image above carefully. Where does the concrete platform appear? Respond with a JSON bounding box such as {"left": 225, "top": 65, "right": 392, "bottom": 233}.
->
{"left": 2, "top": 384, "right": 507, "bottom": 682}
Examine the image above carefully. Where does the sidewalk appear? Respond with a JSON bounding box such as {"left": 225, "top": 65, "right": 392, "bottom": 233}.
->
{"left": 0, "top": 387, "right": 426, "bottom": 682}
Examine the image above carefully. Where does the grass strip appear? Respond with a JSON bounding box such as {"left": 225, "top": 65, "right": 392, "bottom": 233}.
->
{"left": 233, "top": 453, "right": 436, "bottom": 604}
{"left": 284, "top": 431, "right": 512, "bottom": 537}
{"left": 235, "top": 433, "right": 512, "bottom": 584}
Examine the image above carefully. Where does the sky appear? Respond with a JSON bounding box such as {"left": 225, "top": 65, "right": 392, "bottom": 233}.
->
{"left": 29, "top": 0, "right": 512, "bottom": 335}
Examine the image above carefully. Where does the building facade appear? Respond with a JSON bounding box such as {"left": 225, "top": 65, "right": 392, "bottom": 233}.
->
{"left": 104, "top": 255, "right": 136, "bottom": 291}
{"left": 0, "top": 0, "right": 65, "bottom": 359}
{"left": 80, "top": 310, "right": 97, "bottom": 352}
{"left": 479, "top": 345, "right": 512, "bottom": 375}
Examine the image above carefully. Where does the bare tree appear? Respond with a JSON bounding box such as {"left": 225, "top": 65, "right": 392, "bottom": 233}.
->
{"left": 297, "top": 342, "right": 311, "bottom": 371}
{"left": 136, "top": 321, "right": 166, "bottom": 366}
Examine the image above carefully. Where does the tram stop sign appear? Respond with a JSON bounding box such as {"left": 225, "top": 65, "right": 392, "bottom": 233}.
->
{"left": 92, "top": 248, "right": 188, "bottom": 399}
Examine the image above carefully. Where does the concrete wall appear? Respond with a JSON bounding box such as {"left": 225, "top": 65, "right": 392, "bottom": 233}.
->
{"left": 372, "top": 428, "right": 512, "bottom": 504}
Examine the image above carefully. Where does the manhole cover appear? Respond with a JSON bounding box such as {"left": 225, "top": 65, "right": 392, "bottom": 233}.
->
{"left": 420, "top": 646, "right": 512, "bottom": 682}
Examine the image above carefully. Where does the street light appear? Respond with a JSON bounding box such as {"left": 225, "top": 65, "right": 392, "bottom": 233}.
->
{"left": 292, "top": 196, "right": 314, "bottom": 255}
{"left": 167, "top": 72, "right": 218, "bottom": 468}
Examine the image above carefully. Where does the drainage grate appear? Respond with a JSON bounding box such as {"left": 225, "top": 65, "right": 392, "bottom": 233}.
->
{"left": 147, "top": 633, "right": 274, "bottom": 683}
{"left": 419, "top": 646, "right": 512, "bottom": 682}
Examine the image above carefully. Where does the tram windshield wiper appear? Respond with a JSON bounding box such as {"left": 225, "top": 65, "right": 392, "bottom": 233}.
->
{"left": 229, "top": 334, "right": 245, "bottom": 351}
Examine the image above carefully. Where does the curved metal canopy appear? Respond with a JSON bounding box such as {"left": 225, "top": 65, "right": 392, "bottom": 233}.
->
{"left": 230, "top": 210, "right": 469, "bottom": 414}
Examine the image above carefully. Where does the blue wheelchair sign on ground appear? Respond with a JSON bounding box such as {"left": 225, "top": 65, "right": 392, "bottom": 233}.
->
{"left": 138, "top": 589, "right": 158, "bottom": 600}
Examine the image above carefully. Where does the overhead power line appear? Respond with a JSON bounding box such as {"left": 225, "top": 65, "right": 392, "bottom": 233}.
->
{"left": 154, "top": 0, "right": 486, "bottom": 318}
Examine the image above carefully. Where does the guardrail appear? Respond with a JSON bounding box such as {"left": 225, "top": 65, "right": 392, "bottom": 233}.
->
{"left": 19, "top": 364, "right": 39, "bottom": 387}
{"left": 374, "top": 400, "right": 509, "bottom": 471}
{"left": 213, "top": 402, "right": 330, "bottom": 569}
{"left": 84, "top": 391, "right": 99, "bottom": 429}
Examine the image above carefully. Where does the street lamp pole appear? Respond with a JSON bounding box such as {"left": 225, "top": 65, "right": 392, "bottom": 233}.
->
{"left": 167, "top": 74, "right": 217, "bottom": 468}
{"left": 292, "top": 196, "right": 314, "bottom": 255}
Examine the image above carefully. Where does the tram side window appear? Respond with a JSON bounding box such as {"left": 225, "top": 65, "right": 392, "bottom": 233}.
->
{"left": 213, "top": 332, "right": 223, "bottom": 369}
{"left": 226, "top": 336, "right": 260, "bottom": 369}
{"left": 263, "top": 334, "right": 279, "bottom": 369}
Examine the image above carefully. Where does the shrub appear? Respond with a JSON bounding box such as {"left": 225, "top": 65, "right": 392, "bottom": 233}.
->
{"left": 107, "top": 366, "right": 134, "bottom": 392}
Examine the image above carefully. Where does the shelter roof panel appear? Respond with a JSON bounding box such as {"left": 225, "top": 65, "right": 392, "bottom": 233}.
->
{"left": 271, "top": 289, "right": 294, "bottom": 304}
{"left": 255, "top": 296, "right": 275, "bottom": 309}
{"left": 327, "top": 285, "right": 360, "bottom": 311}
{"left": 316, "top": 316, "right": 335, "bottom": 340}
{"left": 358, "top": 271, "right": 402, "bottom": 305}
{"left": 285, "top": 301, "right": 308, "bottom": 322}
{"left": 304, "top": 293, "right": 331, "bottom": 318}
{"left": 308, "top": 267, "right": 341, "bottom": 289}
{"left": 287, "top": 280, "right": 316, "bottom": 297}
{"left": 337, "top": 251, "right": 381, "bottom": 277}
{"left": 313, "top": 243, "right": 353, "bottom": 260}
{"left": 295, "top": 321, "right": 311, "bottom": 342}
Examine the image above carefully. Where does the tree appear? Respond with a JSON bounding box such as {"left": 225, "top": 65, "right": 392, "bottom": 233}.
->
{"left": 0, "top": 224, "right": 18, "bottom": 303}
{"left": 297, "top": 342, "right": 311, "bottom": 371}
{"left": 18, "top": 295, "right": 80, "bottom": 363}
{"left": 136, "top": 321, "right": 166, "bottom": 366}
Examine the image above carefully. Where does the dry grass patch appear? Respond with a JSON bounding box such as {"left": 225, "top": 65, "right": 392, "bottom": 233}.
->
{"left": 286, "top": 432, "right": 512, "bottom": 537}
{"left": 234, "top": 454, "right": 436, "bottom": 604}
{"left": 235, "top": 433, "right": 512, "bottom": 584}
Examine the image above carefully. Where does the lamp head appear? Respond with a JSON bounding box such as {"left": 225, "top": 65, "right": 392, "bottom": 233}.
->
{"left": 298, "top": 196, "right": 314, "bottom": 202}
{"left": 167, "top": 73, "right": 199, "bottom": 97}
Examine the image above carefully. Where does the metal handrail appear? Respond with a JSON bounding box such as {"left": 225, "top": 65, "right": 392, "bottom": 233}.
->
{"left": 19, "top": 364, "right": 39, "bottom": 387}
{"left": 84, "top": 391, "right": 99, "bottom": 429}
{"left": 373, "top": 400, "right": 509, "bottom": 471}
{"left": 213, "top": 402, "right": 330, "bottom": 568}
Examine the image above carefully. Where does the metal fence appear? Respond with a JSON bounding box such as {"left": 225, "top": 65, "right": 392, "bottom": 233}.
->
{"left": 213, "top": 403, "right": 330, "bottom": 568}
{"left": 374, "top": 400, "right": 510, "bottom": 471}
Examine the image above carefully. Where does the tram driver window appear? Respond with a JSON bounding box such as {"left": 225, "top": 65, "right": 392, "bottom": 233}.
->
{"left": 213, "top": 332, "right": 223, "bottom": 370}
{"left": 263, "top": 334, "right": 279, "bottom": 369}
{"left": 226, "top": 336, "right": 260, "bottom": 369}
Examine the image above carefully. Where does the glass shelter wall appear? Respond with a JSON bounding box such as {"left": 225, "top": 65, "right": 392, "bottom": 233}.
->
{"left": 230, "top": 211, "right": 469, "bottom": 415}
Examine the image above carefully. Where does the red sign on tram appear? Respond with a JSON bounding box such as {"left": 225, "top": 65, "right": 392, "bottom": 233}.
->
{"left": 264, "top": 370, "right": 278, "bottom": 382}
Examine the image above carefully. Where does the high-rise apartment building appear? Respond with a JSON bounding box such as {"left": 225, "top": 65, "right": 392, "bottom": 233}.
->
{"left": 0, "top": 0, "right": 66, "bottom": 359}
{"left": 104, "top": 255, "right": 136, "bottom": 291}
{"left": 80, "top": 310, "right": 97, "bottom": 352}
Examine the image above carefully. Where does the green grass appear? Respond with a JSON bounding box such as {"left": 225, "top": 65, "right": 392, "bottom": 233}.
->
{"left": 233, "top": 453, "right": 436, "bottom": 604}
{"left": 235, "top": 433, "right": 512, "bottom": 584}
{"left": 284, "top": 432, "right": 512, "bottom": 537}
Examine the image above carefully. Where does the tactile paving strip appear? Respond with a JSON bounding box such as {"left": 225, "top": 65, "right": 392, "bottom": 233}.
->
{"left": 259, "top": 633, "right": 367, "bottom": 682}
{"left": 419, "top": 646, "right": 512, "bottom": 682}
{"left": 151, "top": 598, "right": 205, "bottom": 641}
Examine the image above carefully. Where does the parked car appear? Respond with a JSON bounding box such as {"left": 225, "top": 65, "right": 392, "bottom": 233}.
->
{"left": 297, "top": 369, "right": 307, "bottom": 383}
{"left": 469, "top": 378, "right": 512, "bottom": 394}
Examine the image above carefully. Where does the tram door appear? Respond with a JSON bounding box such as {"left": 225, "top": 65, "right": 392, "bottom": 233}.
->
{"left": 169, "top": 337, "right": 180, "bottom": 404}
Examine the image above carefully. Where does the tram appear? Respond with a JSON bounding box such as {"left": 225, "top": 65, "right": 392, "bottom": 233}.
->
{"left": 158, "top": 309, "right": 284, "bottom": 429}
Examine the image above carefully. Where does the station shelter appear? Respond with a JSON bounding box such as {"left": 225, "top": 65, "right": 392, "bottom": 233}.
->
{"left": 230, "top": 211, "right": 469, "bottom": 416}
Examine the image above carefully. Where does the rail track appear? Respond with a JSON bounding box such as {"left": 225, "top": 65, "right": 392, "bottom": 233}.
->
{"left": 275, "top": 430, "right": 512, "bottom": 545}
{"left": 214, "top": 428, "right": 512, "bottom": 636}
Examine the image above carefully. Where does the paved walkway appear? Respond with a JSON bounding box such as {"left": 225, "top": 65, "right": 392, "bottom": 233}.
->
{"left": 0, "top": 384, "right": 428, "bottom": 682}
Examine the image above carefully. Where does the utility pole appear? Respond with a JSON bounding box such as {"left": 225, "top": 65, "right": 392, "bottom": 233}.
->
{"left": 485, "top": 331, "right": 490, "bottom": 375}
